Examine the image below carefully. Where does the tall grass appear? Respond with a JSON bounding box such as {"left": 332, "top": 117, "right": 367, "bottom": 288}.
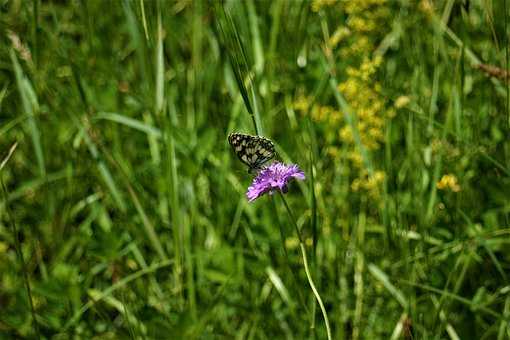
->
{"left": 1, "top": 1, "right": 510, "bottom": 339}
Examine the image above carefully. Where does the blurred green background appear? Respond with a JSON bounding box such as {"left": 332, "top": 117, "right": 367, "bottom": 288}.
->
{"left": 1, "top": 0, "right": 510, "bottom": 338}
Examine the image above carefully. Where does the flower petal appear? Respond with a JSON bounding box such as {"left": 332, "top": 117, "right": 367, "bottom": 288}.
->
{"left": 245, "top": 162, "right": 305, "bottom": 202}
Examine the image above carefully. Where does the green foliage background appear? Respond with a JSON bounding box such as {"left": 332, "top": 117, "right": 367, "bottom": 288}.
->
{"left": 1, "top": 0, "right": 510, "bottom": 339}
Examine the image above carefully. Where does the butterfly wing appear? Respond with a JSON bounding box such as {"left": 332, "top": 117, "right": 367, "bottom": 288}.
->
{"left": 228, "top": 133, "right": 275, "bottom": 171}
{"left": 245, "top": 135, "right": 275, "bottom": 169}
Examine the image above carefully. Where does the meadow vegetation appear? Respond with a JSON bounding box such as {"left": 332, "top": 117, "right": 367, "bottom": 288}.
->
{"left": 1, "top": 0, "right": 510, "bottom": 338}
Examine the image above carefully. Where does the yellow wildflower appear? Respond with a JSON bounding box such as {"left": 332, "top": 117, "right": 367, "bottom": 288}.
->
{"left": 387, "top": 108, "right": 397, "bottom": 118}
{"left": 311, "top": 0, "right": 337, "bottom": 12}
{"left": 306, "top": 0, "right": 393, "bottom": 202}
{"left": 293, "top": 95, "right": 311, "bottom": 112}
{"left": 328, "top": 27, "right": 351, "bottom": 48}
{"left": 342, "top": 36, "right": 371, "bottom": 57}
{"left": 437, "top": 174, "right": 461, "bottom": 192}
{"left": 395, "top": 96, "right": 411, "bottom": 109}
{"left": 285, "top": 237, "right": 300, "bottom": 250}
{"left": 347, "top": 151, "right": 363, "bottom": 167}
{"left": 419, "top": 0, "right": 434, "bottom": 15}
{"left": 351, "top": 178, "right": 362, "bottom": 192}
{"left": 327, "top": 146, "right": 340, "bottom": 158}
{"left": 340, "top": 126, "right": 354, "bottom": 143}
{"left": 351, "top": 170, "right": 386, "bottom": 198}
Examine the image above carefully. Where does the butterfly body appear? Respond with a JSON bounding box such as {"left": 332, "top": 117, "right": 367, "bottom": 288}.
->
{"left": 228, "top": 133, "right": 275, "bottom": 172}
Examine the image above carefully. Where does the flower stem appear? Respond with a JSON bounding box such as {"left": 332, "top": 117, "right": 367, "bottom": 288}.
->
{"left": 279, "top": 193, "right": 332, "bottom": 340}
{"left": 279, "top": 192, "right": 303, "bottom": 244}
{"left": 300, "top": 243, "right": 332, "bottom": 340}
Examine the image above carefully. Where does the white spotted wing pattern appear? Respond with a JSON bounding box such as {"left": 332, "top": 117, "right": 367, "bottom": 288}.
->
{"left": 228, "top": 132, "right": 275, "bottom": 172}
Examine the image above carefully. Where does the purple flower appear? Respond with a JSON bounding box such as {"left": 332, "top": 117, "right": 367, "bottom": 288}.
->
{"left": 247, "top": 162, "right": 305, "bottom": 202}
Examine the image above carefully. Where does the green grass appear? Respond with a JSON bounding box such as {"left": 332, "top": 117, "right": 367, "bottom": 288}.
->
{"left": 1, "top": 0, "right": 510, "bottom": 339}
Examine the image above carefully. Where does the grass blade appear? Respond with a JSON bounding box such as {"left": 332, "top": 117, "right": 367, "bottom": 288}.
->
{"left": 10, "top": 50, "right": 45, "bottom": 177}
{"left": 1, "top": 152, "right": 41, "bottom": 339}
{"left": 368, "top": 264, "right": 408, "bottom": 309}
{"left": 216, "top": 4, "right": 261, "bottom": 135}
{"left": 94, "top": 112, "right": 162, "bottom": 138}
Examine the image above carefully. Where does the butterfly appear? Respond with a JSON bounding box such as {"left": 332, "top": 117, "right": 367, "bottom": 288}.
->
{"left": 228, "top": 132, "right": 276, "bottom": 172}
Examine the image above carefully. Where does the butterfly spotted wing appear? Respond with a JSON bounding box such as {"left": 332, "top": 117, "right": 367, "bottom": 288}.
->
{"left": 228, "top": 133, "right": 275, "bottom": 172}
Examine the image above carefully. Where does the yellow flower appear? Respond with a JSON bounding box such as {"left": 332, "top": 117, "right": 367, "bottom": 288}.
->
{"left": 348, "top": 17, "right": 377, "bottom": 33}
{"left": 395, "top": 96, "right": 411, "bottom": 109}
{"left": 328, "top": 27, "right": 351, "bottom": 48}
{"left": 419, "top": 0, "right": 434, "bottom": 15}
{"left": 368, "top": 127, "right": 384, "bottom": 141}
{"left": 0, "top": 242, "right": 7, "bottom": 253}
{"left": 342, "top": 37, "right": 371, "bottom": 56}
{"left": 327, "top": 146, "right": 340, "bottom": 158}
{"left": 437, "top": 174, "right": 461, "bottom": 192}
{"left": 351, "top": 178, "right": 362, "bottom": 192}
{"left": 348, "top": 151, "right": 363, "bottom": 167}
{"left": 351, "top": 170, "right": 386, "bottom": 198}
{"left": 293, "top": 95, "right": 310, "bottom": 112}
{"left": 311, "top": 0, "right": 337, "bottom": 12}
{"left": 285, "top": 237, "right": 300, "bottom": 250}
{"left": 340, "top": 126, "right": 354, "bottom": 143}
{"left": 387, "top": 108, "right": 397, "bottom": 118}
{"left": 305, "top": 0, "right": 393, "bottom": 202}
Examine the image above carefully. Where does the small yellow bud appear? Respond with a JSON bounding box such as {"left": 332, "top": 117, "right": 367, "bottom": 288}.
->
{"left": 395, "top": 96, "right": 411, "bottom": 109}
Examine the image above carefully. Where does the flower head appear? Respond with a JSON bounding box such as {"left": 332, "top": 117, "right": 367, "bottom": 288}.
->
{"left": 437, "top": 174, "right": 461, "bottom": 192}
{"left": 247, "top": 162, "right": 305, "bottom": 202}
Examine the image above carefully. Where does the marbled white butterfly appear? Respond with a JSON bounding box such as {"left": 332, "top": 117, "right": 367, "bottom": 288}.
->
{"left": 228, "top": 132, "right": 275, "bottom": 172}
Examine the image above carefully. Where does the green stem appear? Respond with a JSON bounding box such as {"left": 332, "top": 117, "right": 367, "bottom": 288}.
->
{"left": 271, "top": 196, "right": 310, "bottom": 314}
{"left": 279, "top": 193, "right": 332, "bottom": 340}
{"left": 300, "top": 243, "right": 331, "bottom": 340}
{"left": 1, "top": 175, "right": 40, "bottom": 339}
{"left": 279, "top": 193, "right": 303, "bottom": 244}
